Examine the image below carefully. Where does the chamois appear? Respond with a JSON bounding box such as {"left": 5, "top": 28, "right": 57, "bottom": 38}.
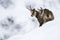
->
{"left": 27, "top": 5, "right": 54, "bottom": 26}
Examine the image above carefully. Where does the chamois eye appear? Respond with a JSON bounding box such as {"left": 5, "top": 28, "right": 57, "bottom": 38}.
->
{"left": 47, "top": 14, "right": 49, "bottom": 17}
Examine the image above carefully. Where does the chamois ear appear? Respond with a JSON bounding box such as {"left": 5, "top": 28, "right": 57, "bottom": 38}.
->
{"left": 40, "top": 7, "right": 43, "bottom": 10}
{"left": 26, "top": 5, "right": 33, "bottom": 11}
{"left": 38, "top": 7, "right": 43, "bottom": 11}
{"left": 37, "top": 7, "right": 43, "bottom": 14}
{"left": 26, "top": 5, "right": 37, "bottom": 17}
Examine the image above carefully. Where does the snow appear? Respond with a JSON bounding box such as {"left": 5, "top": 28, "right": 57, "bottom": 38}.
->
{"left": 0, "top": 0, "right": 60, "bottom": 40}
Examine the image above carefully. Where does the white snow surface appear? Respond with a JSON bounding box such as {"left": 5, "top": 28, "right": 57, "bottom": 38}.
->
{"left": 0, "top": 0, "right": 60, "bottom": 40}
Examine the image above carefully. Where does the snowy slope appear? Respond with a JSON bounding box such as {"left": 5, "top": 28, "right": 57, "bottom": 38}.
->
{"left": 0, "top": 0, "right": 60, "bottom": 40}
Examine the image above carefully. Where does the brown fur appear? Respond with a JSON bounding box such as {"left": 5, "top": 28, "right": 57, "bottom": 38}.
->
{"left": 27, "top": 6, "right": 54, "bottom": 26}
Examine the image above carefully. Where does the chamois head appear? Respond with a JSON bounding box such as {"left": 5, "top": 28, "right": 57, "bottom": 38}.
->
{"left": 26, "top": 5, "right": 54, "bottom": 26}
